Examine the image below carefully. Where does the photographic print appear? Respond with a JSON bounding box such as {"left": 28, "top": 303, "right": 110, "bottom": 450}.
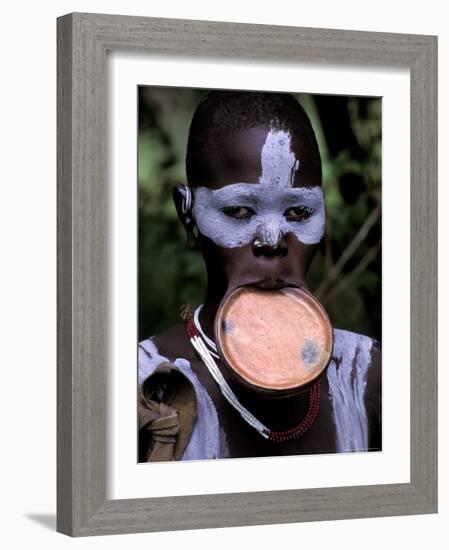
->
{"left": 137, "top": 87, "right": 382, "bottom": 462}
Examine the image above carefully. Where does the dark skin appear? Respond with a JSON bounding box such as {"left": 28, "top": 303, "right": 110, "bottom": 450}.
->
{"left": 153, "top": 126, "right": 381, "bottom": 457}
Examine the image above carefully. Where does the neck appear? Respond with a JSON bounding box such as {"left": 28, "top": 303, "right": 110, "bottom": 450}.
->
{"left": 239, "top": 385, "right": 314, "bottom": 432}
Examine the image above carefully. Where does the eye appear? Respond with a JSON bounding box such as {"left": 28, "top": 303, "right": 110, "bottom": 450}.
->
{"left": 284, "top": 206, "right": 314, "bottom": 222}
{"left": 222, "top": 206, "right": 255, "bottom": 220}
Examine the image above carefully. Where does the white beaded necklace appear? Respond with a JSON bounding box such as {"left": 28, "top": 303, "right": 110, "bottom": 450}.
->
{"left": 189, "top": 305, "right": 270, "bottom": 438}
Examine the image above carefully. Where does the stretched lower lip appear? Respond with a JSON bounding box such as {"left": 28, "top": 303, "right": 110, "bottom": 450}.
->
{"left": 250, "top": 279, "right": 300, "bottom": 290}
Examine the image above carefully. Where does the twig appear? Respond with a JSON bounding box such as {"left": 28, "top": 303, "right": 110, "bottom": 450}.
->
{"left": 324, "top": 217, "right": 333, "bottom": 272}
{"left": 321, "top": 241, "right": 381, "bottom": 305}
{"left": 315, "top": 204, "right": 380, "bottom": 299}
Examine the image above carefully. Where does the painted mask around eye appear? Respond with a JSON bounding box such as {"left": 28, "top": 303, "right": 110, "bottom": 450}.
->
{"left": 190, "top": 129, "right": 325, "bottom": 248}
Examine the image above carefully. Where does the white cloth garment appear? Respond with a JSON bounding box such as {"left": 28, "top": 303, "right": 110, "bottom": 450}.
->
{"left": 138, "top": 328, "right": 376, "bottom": 459}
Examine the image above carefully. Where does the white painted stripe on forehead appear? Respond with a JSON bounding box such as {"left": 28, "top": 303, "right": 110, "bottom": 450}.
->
{"left": 259, "top": 129, "right": 300, "bottom": 188}
{"left": 190, "top": 128, "right": 324, "bottom": 249}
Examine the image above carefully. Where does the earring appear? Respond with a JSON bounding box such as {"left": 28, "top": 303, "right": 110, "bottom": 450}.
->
{"left": 180, "top": 184, "right": 192, "bottom": 214}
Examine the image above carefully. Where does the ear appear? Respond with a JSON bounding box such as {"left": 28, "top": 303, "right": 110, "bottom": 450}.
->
{"left": 173, "top": 183, "right": 199, "bottom": 249}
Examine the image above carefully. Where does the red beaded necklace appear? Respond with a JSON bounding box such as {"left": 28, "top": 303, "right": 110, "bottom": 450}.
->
{"left": 185, "top": 309, "right": 321, "bottom": 443}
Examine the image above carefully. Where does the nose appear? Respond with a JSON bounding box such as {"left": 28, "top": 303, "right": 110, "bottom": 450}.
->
{"left": 252, "top": 235, "right": 288, "bottom": 258}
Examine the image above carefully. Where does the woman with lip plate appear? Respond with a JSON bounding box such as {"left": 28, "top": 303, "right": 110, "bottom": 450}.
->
{"left": 138, "top": 91, "right": 381, "bottom": 462}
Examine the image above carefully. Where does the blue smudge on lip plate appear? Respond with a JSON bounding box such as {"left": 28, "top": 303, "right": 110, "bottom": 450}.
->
{"left": 301, "top": 340, "right": 320, "bottom": 370}
{"left": 221, "top": 319, "right": 234, "bottom": 334}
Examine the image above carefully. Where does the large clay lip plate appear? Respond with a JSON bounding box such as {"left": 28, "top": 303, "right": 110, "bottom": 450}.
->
{"left": 215, "top": 286, "right": 333, "bottom": 391}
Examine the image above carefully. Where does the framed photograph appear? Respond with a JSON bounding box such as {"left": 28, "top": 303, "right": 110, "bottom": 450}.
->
{"left": 57, "top": 12, "right": 437, "bottom": 536}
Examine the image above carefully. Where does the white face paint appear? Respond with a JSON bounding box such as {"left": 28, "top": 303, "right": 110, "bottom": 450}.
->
{"left": 191, "top": 129, "right": 325, "bottom": 249}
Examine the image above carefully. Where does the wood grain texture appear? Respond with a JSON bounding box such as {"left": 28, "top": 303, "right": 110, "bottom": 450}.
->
{"left": 56, "top": 12, "right": 438, "bottom": 537}
{"left": 57, "top": 13, "right": 74, "bottom": 536}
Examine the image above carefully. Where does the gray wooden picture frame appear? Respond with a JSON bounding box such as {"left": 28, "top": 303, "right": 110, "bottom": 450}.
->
{"left": 57, "top": 12, "right": 438, "bottom": 537}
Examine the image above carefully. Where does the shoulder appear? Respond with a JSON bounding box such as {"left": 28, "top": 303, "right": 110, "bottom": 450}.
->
{"left": 331, "top": 327, "right": 381, "bottom": 406}
{"left": 138, "top": 323, "right": 196, "bottom": 386}
{"left": 152, "top": 323, "right": 196, "bottom": 362}
{"left": 330, "top": 328, "right": 381, "bottom": 395}
{"left": 326, "top": 329, "right": 381, "bottom": 451}
{"left": 332, "top": 328, "right": 380, "bottom": 362}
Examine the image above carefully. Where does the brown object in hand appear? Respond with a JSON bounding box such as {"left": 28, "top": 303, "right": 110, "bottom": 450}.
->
{"left": 139, "top": 363, "right": 198, "bottom": 461}
{"left": 215, "top": 286, "right": 333, "bottom": 396}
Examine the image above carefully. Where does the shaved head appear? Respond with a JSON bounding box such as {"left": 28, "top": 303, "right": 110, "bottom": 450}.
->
{"left": 186, "top": 91, "right": 322, "bottom": 189}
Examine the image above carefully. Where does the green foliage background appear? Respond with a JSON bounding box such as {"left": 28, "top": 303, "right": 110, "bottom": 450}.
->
{"left": 138, "top": 88, "right": 381, "bottom": 342}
